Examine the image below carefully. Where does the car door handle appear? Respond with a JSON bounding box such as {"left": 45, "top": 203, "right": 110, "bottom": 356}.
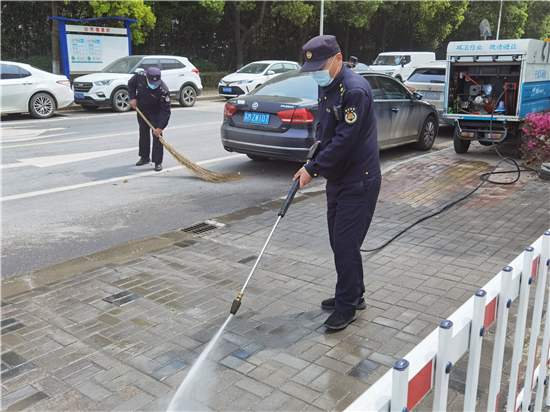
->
{"left": 391, "top": 107, "right": 399, "bottom": 113}
{"left": 179, "top": 73, "right": 185, "bottom": 76}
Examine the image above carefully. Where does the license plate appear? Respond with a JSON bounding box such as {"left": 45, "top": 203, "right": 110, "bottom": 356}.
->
{"left": 243, "top": 111, "right": 270, "bottom": 125}
{"left": 74, "top": 92, "right": 85, "bottom": 99}
{"left": 222, "top": 87, "right": 232, "bottom": 93}
{"left": 421, "top": 91, "right": 440, "bottom": 100}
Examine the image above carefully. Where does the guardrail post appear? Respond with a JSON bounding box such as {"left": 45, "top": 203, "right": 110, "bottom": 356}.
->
{"left": 507, "top": 247, "right": 535, "bottom": 412}
{"left": 524, "top": 232, "right": 550, "bottom": 411}
{"left": 488, "top": 266, "right": 514, "bottom": 412}
{"left": 535, "top": 232, "right": 550, "bottom": 410}
{"left": 392, "top": 359, "right": 410, "bottom": 412}
{"left": 464, "top": 289, "right": 487, "bottom": 412}
{"left": 433, "top": 320, "right": 453, "bottom": 412}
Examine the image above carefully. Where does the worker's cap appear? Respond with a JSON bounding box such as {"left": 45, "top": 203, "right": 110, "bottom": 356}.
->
{"left": 146, "top": 67, "right": 162, "bottom": 85}
{"left": 349, "top": 56, "right": 358, "bottom": 64}
{"left": 300, "top": 35, "right": 341, "bottom": 73}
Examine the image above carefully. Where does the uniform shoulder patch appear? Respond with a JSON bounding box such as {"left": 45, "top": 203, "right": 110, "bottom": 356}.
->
{"left": 165, "top": 96, "right": 170, "bottom": 102}
{"left": 344, "top": 107, "right": 357, "bottom": 124}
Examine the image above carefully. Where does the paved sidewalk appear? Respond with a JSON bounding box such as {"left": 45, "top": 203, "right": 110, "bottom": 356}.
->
{"left": 1, "top": 145, "right": 549, "bottom": 411}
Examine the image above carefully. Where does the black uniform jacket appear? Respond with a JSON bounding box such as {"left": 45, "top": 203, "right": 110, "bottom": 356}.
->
{"left": 305, "top": 66, "right": 380, "bottom": 184}
{"left": 128, "top": 71, "right": 171, "bottom": 130}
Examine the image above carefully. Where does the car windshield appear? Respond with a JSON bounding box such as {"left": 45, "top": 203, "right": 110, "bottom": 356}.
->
{"left": 407, "top": 68, "right": 445, "bottom": 83}
{"left": 373, "top": 55, "right": 404, "bottom": 66}
{"left": 353, "top": 62, "right": 372, "bottom": 71}
{"left": 101, "top": 57, "right": 142, "bottom": 74}
{"left": 237, "top": 63, "right": 269, "bottom": 74}
{"left": 249, "top": 70, "right": 318, "bottom": 100}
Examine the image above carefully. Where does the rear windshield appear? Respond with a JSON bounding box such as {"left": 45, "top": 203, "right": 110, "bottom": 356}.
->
{"left": 407, "top": 68, "right": 445, "bottom": 83}
{"left": 237, "top": 63, "right": 269, "bottom": 74}
{"left": 101, "top": 57, "right": 142, "bottom": 74}
{"left": 249, "top": 71, "right": 318, "bottom": 101}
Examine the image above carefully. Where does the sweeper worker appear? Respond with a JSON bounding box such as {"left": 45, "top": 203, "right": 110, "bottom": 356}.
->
{"left": 345, "top": 56, "right": 358, "bottom": 69}
{"left": 129, "top": 67, "right": 171, "bottom": 172}
{"left": 293, "top": 35, "right": 381, "bottom": 330}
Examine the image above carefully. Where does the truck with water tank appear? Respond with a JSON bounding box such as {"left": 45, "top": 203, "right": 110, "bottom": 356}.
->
{"left": 443, "top": 39, "right": 550, "bottom": 155}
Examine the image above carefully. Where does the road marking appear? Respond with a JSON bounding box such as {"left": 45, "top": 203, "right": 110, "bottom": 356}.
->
{"left": 1, "top": 127, "right": 75, "bottom": 143}
{"left": 1, "top": 121, "right": 221, "bottom": 149}
{"left": 1, "top": 154, "right": 246, "bottom": 202}
{"left": 1, "top": 148, "right": 136, "bottom": 169}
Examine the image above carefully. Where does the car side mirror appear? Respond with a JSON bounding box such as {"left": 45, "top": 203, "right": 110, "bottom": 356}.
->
{"left": 401, "top": 61, "right": 406, "bottom": 67}
{"left": 266, "top": 70, "right": 275, "bottom": 75}
{"left": 412, "top": 92, "right": 422, "bottom": 101}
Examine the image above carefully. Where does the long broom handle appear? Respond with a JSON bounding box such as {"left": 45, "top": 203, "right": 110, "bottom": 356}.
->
{"left": 135, "top": 107, "right": 162, "bottom": 136}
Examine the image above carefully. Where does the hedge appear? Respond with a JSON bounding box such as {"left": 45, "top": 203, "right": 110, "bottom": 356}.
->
{"left": 200, "top": 72, "right": 229, "bottom": 89}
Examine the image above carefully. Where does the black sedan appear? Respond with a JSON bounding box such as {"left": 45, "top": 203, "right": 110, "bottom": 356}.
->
{"left": 221, "top": 70, "right": 438, "bottom": 162}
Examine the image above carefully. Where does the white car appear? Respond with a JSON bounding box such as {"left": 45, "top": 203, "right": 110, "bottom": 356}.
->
{"left": 72, "top": 55, "right": 203, "bottom": 112}
{"left": 218, "top": 60, "right": 300, "bottom": 98}
{"left": 1, "top": 61, "right": 74, "bottom": 119}
{"left": 371, "top": 52, "right": 436, "bottom": 82}
{"left": 404, "top": 61, "right": 450, "bottom": 124}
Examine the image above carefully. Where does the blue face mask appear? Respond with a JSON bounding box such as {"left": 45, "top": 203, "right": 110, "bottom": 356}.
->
{"left": 310, "top": 56, "right": 337, "bottom": 87}
{"left": 148, "top": 83, "right": 159, "bottom": 90}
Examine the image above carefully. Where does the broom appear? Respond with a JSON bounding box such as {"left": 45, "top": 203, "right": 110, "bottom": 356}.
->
{"left": 135, "top": 107, "right": 241, "bottom": 183}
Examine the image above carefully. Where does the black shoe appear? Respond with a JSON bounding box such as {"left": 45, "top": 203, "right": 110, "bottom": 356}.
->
{"left": 321, "top": 297, "right": 366, "bottom": 311}
{"left": 154, "top": 163, "right": 162, "bottom": 172}
{"left": 324, "top": 311, "right": 356, "bottom": 330}
{"left": 136, "top": 157, "right": 150, "bottom": 166}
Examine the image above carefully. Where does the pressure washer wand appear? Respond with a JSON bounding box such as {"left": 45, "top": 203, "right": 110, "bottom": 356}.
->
{"left": 230, "top": 141, "right": 321, "bottom": 315}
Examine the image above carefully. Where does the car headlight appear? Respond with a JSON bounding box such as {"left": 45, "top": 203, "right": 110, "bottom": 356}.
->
{"left": 93, "top": 80, "right": 114, "bottom": 86}
{"left": 238, "top": 79, "right": 254, "bottom": 84}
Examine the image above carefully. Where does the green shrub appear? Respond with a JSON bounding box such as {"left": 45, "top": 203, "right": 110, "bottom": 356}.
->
{"left": 20, "top": 55, "right": 52, "bottom": 72}
{"left": 200, "top": 72, "right": 229, "bottom": 89}
{"left": 192, "top": 59, "right": 218, "bottom": 73}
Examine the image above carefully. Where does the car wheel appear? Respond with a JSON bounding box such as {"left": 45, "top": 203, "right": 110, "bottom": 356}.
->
{"left": 111, "top": 89, "right": 131, "bottom": 112}
{"left": 179, "top": 85, "right": 196, "bottom": 107}
{"left": 81, "top": 105, "right": 98, "bottom": 111}
{"left": 29, "top": 92, "right": 56, "bottom": 119}
{"left": 414, "top": 115, "right": 437, "bottom": 151}
{"left": 453, "top": 133, "right": 471, "bottom": 154}
{"left": 247, "top": 154, "right": 269, "bottom": 161}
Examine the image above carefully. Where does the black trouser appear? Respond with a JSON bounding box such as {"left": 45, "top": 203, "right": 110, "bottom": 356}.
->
{"left": 326, "top": 173, "right": 381, "bottom": 314}
{"left": 137, "top": 111, "right": 163, "bottom": 164}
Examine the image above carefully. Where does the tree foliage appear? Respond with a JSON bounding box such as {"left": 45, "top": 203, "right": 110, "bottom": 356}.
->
{"left": 1, "top": 1, "right": 548, "bottom": 73}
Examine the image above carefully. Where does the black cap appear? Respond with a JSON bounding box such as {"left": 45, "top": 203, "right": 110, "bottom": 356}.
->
{"left": 350, "top": 56, "right": 358, "bottom": 64}
{"left": 146, "top": 67, "right": 161, "bottom": 85}
{"left": 300, "top": 35, "right": 341, "bottom": 73}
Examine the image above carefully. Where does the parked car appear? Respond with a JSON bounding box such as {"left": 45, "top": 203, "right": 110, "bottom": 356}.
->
{"left": 352, "top": 62, "right": 373, "bottom": 71}
{"left": 72, "top": 55, "right": 203, "bottom": 112}
{"left": 404, "top": 60, "right": 451, "bottom": 124}
{"left": 218, "top": 60, "right": 300, "bottom": 99}
{"left": 1, "top": 61, "right": 73, "bottom": 119}
{"left": 371, "top": 52, "right": 436, "bottom": 82}
{"left": 220, "top": 70, "right": 438, "bottom": 162}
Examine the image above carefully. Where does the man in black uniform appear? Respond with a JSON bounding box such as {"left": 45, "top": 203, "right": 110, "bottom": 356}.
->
{"left": 128, "top": 67, "right": 171, "bottom": 172}
{"left": 345, "top": 56, "right": 358, "bottom": 69}
{"left": 294, "top": 35, "right": 381, "bottom": 330}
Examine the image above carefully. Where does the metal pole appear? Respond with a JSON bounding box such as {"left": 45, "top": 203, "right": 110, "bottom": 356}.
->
{"left": 496, "top": 0, "right": 503, "bottom": 40}
{"left": 320, "top": 0, "right": 324, "bottom": 36}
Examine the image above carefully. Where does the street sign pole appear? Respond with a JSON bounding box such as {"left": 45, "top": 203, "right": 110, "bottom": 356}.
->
{"left": 320, "top": 0, "right": 324, "bottom": 36}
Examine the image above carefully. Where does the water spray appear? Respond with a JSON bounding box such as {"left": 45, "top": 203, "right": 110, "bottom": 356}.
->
{"left": 229, "top": 141, "right": 320, "bottom": 316}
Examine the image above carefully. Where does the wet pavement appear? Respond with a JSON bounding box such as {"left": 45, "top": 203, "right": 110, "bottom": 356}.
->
{"left": 1, "top": 144, "right": 549, "bottom": 411}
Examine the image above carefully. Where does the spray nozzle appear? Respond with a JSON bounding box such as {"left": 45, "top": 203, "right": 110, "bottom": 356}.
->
{"left": 230, "top": 292, "right": 243, "bottom": 315}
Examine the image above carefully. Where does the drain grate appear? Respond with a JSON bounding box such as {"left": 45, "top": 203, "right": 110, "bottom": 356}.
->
{"left": 103, "top": 291, "right": 140, "bottom": 306}
{"left": 181, "top": 220, "right": 224, "bottom": 235}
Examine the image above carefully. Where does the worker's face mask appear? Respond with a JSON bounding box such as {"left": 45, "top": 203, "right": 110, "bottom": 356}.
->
{"left": 147, "top": 80, "right": 159, "bottom": 90}
{"left": 310, "top": 56, "right": 337, "bottom": 87}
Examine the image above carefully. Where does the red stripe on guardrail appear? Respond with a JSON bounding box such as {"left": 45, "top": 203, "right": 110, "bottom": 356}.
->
{"left": 484, "top": 297, "right": 497, "bottom": 329}
{"left": 407, "top": 359, "right": 433, "bottom": 411}
{"left": 532, "top": 256, "right": 540, "bottom": 279}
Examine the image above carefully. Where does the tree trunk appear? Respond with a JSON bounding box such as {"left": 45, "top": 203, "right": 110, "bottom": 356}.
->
{"left": 235, "top": 0, "right": 266, "bottom": 69}
{"left": 408, "top": 3, "right": 414, "bottom": 50}
{"left": 51, "top": 1, "right": 61, "bottom": 74}
{"left": 381, "top": 13, "right": 387, "bottom": 52}
{"left": 298, "top": 18, "right": 310, "bottom": 65}
{"left": 345, "top": 23, "right": 350, "bottom": 60}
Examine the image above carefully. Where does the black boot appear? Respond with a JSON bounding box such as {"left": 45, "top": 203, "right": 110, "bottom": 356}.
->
{"left": 154, "top": 163, "right": 162, "bottom": 172}
{"left": 136, "top": 157, "right": 150, "bottom": 166}
{"left": 324, "top": 311, "right": 357, "bottom": 330}
{"left": 321, "top": 297, "right": 366, "bottom": 311}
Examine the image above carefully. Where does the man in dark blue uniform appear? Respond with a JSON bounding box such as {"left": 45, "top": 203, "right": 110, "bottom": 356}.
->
{"left": 294, "top": 35, "right": 381, "bottom": 330}
{"left": 345, "top": 56, "right": 358, "bottom": 69}
{"left": 128, "top": 67, "right": 171, "bottom": 172}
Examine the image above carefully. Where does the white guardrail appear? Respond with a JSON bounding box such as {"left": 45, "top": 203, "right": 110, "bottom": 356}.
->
{"left": 346, "top": 230, "right": 550, "bottom": 412}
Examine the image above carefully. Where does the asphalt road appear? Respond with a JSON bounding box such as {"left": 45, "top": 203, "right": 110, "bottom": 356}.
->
{"left": 1, "top": 101, "right": 453, "bottom": 278}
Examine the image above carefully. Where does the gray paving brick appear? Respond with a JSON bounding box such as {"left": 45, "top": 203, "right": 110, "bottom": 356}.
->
{"left": 75, "top": 380, "right": 112, "bottom": 401}
{"left": 279, "top": 380, "right": 321, "bottom": 403}
{"left": 273, "top": 353, "right": 310, "bottom": 371}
